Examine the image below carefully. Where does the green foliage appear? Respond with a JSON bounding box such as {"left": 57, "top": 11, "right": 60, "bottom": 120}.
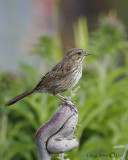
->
{"left": 74, "top": 17, "right": 89, "bottom": 50}
{"left": 72, "top": 16, "right": 128, "bottom": 160}
{"left": 30, "top": 35, "right": 62, "bottom": 62}
{"left": 0, "top": 16, "right": 128, "bottom": 160}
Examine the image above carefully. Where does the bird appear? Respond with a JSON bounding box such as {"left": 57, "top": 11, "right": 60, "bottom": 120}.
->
{"left": 6, "top": 48, "right": 90, "bottom": 106}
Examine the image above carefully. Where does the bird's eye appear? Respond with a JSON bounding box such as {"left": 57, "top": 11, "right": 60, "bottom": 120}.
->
{"left": 77, "top": 52, "right": 81, "bottom": 55}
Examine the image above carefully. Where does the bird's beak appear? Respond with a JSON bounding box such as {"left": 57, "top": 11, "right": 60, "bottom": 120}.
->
{"left": 84, "top": 51, "right": 91, "bottom": 56}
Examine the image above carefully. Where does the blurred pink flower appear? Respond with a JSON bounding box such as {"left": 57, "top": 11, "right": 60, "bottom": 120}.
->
{"left": 21, "top": 0, "right": 55, "bottom": 53}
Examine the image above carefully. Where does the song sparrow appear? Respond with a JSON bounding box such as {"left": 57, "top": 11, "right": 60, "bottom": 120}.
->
{"left": 6, "top": 48, "right": 90, "bottom": 106}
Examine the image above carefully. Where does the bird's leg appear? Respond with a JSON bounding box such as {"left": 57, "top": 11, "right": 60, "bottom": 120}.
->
{"left": 54, "top": 94, "right": 76, "bottom": 111}
{"left": 54, "top": 94, "right": 68, "bottom": 102}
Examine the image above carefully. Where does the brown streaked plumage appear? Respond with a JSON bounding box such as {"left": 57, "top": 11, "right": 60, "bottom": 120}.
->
{"left": 6, "top": 48, "right": 90, "bottom": 106}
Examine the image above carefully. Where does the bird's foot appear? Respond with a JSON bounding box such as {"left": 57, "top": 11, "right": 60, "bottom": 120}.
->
{"left": 54, "top": 94, "right": 77, "bottom": 112}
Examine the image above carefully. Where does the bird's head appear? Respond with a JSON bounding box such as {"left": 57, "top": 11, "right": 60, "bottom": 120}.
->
{"left": 64, "top": 48, "right": 90, "bottom": 62}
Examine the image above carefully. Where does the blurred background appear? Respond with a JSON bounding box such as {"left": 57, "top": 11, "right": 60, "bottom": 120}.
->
{"left": 0, "top": 0, "right": 128, "bottom": 160}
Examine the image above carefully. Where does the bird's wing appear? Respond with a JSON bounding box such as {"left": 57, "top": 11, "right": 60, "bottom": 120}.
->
{"left": 35, "top": 62, "right": 71, "bottom": 89}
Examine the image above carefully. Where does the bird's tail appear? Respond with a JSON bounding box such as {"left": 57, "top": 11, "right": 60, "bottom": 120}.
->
{"left": 6, "top": 89, "right": 34, "bottom": 106}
